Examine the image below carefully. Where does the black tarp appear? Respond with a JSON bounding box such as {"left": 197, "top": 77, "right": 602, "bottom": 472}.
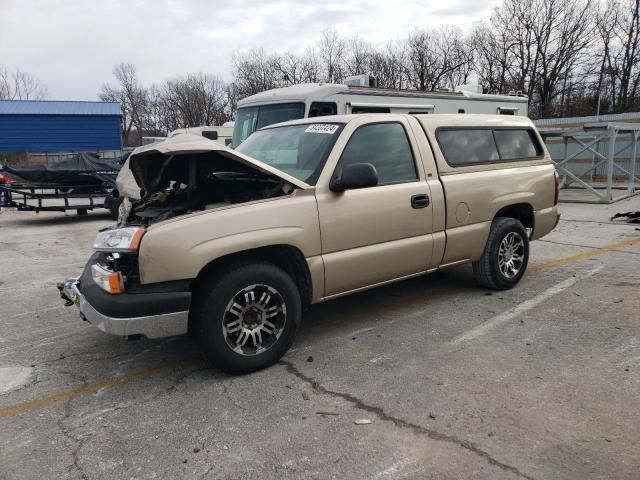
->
{"left": 0, "top": 153, "right": 121, "bottom": 186}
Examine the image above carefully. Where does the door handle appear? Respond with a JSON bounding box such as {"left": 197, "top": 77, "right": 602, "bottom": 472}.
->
{"left": 411, "top": 194, "right": 430, "bottom": 209}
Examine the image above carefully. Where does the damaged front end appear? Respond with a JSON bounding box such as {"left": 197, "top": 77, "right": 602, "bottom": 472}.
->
{"left": 59, "top": 134, "right": 309, "bottom": 339}
{"left": 116, "top": 134, "right": 307, "bottom": 226}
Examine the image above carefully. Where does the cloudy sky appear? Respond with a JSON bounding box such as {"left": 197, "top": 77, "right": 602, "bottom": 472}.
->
{"left": 0, "top": 0, "right": 498, "bottom": 100}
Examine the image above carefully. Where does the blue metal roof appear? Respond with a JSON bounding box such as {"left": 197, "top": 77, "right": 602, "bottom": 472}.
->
{"left": 0, "top": 100, "right": 121, "bottom": 116}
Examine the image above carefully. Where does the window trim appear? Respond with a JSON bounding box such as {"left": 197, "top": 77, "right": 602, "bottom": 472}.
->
{"left": 332, "top": 121, "right": 420, "bottom": 188}
{"left": 435, "top": 126, "right": 544, "bottom": 168}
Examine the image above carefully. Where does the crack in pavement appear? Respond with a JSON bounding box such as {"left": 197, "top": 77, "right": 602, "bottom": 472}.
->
{"left": 56, "top": 379, "right": 89, "bottom": 480}
{"left": 279, "top": 360, "right": 535, "bottom": 480}
{"left": 166, "top": 365, "right": 210, "bottom": 394}
{"left": 197, "top": 463, "right": 216, "bottom": 480}
{"left": 222, "top": 379, "right": 248, "bottom": 411}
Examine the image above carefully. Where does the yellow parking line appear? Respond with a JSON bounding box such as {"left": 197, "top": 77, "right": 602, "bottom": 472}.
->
{"left": 1, "top": 235, "right": 639, "bottom": 419}
{"left": 529, "top": 235, "right": 640, "bottom": 272}
{"left": 0, "top": 359, "right": 199, "bottom": 418}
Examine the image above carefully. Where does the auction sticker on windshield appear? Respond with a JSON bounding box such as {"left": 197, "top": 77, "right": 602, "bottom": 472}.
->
{"left": 305, "top": 124, "right": 340, "bottom": 134}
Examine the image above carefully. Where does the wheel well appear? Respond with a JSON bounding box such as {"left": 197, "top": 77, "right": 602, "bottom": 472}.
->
{"left": 192, "top": 245, "right": 313, "bottom": 307}
{"left": 494, "top": 203, "right": 534, "bottom": 229}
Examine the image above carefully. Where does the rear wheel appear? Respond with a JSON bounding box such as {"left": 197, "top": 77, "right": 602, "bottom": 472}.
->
{"left": 473, "top": 217, "right": 529, "bottom": 290}
{"left": 197, "top": 262, "right": 301, "bottom": 374}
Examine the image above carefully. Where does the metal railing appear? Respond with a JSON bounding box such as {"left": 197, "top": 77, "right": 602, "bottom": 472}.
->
{"left": 539, "top": 122, "right": 640, "bottom": 203}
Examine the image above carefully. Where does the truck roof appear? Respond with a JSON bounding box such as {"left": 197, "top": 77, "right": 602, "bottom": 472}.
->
{"left": 238, "top": 83, "right": 529, "bottom": 107}
{"left": 262, "top": 113, "right": 536, "bottom": 130}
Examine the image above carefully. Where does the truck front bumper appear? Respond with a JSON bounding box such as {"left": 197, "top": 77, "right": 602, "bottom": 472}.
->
{"left": 59, "top": 272, "right": 190, "bottom": 339}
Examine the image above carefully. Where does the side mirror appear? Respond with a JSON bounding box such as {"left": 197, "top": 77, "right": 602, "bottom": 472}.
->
{"left": 330, "top": 163, "right": 378, "bottom": 192}
{"left": 225, "top": 138, "right": 232, "bottom": 147}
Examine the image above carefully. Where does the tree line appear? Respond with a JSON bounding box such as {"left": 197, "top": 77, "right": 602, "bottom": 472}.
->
{"left": 232, "top": 0, "right": 640, "bottom": 119}
{"left": 5, "top": 0, "right": 640, "bottom": 145}
{"left": 0, "top": 65, "right": 48, "bottom": 100}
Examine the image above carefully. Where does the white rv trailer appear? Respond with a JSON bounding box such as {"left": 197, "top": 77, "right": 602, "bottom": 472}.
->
{"left": 232, "top": 81, "right": 528, "bottom": 145}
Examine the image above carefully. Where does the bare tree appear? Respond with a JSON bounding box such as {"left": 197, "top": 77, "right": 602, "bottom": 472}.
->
{"left": 273, "top": 51, "right": 307, "bottom": 85}
{"left": 532, "top": 0, "right": 596, "bottom": 116}
{"left": 596, "top": 0, "right": 640, "bottom": 112}
{"left": 344, "top": 36, "right": 373, "bottom": 77}
{"left": 0, "top": 66, "right": 48, "bottom": 100}
{"left": 156, "top": 73, "right": 231, "bottom": 131}
{"left": 318, "top": 28, "right": 346, "bottom": 83}
{"left": 405, "top": 27, "right": 472, "bottom": 91}
{"left": 299, "top": 47, "right": 322, "bottom": 83}
{"left": 488, "top": 0, "right": 596, "bottom": 116}
{"left": 99, "top": 63, "right": 148, "bottom": 145}
{"left": 470, "top": 24, "right": 515, "bottom": 94}
{"left": 594, "top": 0, "right": 620, "bottom": 113}
{"left": 231, "top": 49, "right": 281, "bottom": 98}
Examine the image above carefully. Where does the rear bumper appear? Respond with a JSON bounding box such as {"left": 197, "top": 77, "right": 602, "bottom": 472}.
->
{"left": 60, "top": 265, "right": 190, "bottom": 339}
{"left": 532, "top": 206, "right": 560, "bottom": 241}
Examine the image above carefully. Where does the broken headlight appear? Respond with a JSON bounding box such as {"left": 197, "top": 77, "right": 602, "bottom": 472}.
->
{"left": 93, "top": 227, "right": 145, "bottom": 253}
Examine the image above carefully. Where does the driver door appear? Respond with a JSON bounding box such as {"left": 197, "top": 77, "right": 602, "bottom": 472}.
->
{"left": 315, "top": 118, "right": 434, "bottom": 297}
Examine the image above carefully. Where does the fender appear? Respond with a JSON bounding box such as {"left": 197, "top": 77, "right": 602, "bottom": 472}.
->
{"left": 138, "top": 192, "right": 321, "bottom": 284}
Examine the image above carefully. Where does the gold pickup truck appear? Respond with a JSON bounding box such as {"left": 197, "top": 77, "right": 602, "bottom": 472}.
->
{"left": 60, "top": 114, "right": 560, "bottom": 374}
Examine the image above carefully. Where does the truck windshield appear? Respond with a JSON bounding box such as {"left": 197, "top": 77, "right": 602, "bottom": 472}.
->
{"left": 235, "top": 123, "right": 343, "bottom": 185}
{"left": 232, "top": 102, "right": 305, "bottom": 147}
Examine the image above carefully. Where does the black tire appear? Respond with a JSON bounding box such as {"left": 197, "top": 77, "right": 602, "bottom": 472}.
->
{"left": 197, "top": 262, "right": 301, "bottom": 375}
{"left": 472, "top": 217, "right": 529, "bottom": 290}
{"left": 107, "top": 195, "right": 123, "bottom": 220}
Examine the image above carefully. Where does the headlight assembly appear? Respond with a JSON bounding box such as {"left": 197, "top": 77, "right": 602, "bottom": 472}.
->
{"left": 91, "top": 264, "right": 124, "bottom": 295}
{"left": 93, "top": 227, "right": 145, "bottom": 253}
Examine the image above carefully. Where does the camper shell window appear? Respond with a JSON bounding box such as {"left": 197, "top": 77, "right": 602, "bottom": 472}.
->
{"left": 493, "top": 129, "right": 543, "bottom": 160}
{"left": 436, "top": 127, "right": 544, "bottom": 166}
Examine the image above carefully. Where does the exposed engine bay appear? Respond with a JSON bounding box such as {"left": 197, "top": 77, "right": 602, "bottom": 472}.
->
{"left": 119, "top": 150, "right": 295, "bottom": 226}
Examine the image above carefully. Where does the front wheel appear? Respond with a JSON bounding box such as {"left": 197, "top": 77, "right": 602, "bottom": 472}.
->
{"left": 473, "top": 217, "right": 529, "bottom": 290}
{"left": 197, "top": 262, "right": 301, "bottom": 374}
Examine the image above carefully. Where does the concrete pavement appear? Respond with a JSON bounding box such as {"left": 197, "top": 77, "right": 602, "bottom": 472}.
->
{"left": 1, "top": 197, "right": 639, "bottom": 479}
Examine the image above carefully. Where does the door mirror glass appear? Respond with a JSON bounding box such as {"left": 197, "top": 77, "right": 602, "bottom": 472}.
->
{"left": 330, "top": 163, "right": 378, "bottom": 192}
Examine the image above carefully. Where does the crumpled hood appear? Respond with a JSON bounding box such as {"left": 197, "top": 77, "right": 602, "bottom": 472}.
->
{"left": 126, "top": 133, "right": 310, "bottom": 194}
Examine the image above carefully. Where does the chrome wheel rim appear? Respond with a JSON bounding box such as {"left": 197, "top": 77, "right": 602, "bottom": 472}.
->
{"left": 498, "top": 232, "right": 525, "bottom": 278}
{"left": 222, "top": 284, "right": 286, "bottom": 356}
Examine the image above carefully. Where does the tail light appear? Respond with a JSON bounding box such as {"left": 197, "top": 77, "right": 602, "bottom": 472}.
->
{"left": 554, "top": 169, "right": 560, "bottom": 206}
